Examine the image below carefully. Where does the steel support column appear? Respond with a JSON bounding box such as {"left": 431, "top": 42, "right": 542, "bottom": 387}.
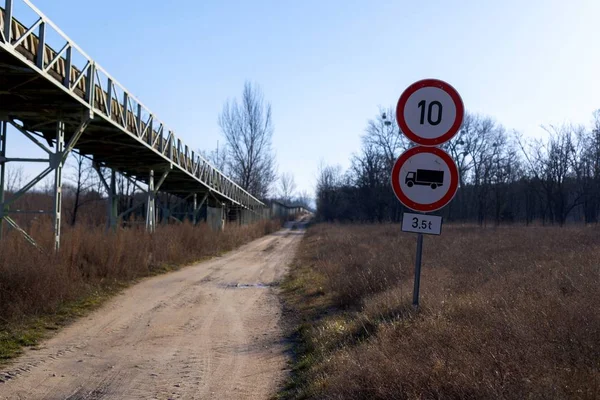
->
{"left": 108, "top": 169, "right": 117, "bottom": 231}
{"left": 222, "top": 203, "right": 226, "bottom": 231}
{"left": 51, "top": 121, "right": 65, "bottom": 251}
{"left": 3, "top": 0, "right": 13, "bottom": 43}
{"left": 146, "top": 168, "right": 170, "bottom": 232}
{"left": 0, "top": 121, "right": 6, "bottom": 240}
{"left": 93, "top": 163, "right": 119, "bottom": 231}
{"left": 192, "top": 194, "right": 197, "bottom": 225}
{"left": 146, "top": 170, "right": 155, "bottom": 233}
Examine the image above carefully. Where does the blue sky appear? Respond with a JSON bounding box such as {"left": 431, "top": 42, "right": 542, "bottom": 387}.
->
{"left": 8, "top": 0, "right": 600, "bottom": 197}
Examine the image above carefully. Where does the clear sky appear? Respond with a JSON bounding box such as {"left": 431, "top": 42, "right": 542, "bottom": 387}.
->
{"left": 7, "top": 0, "right": 600, "bottom": 197}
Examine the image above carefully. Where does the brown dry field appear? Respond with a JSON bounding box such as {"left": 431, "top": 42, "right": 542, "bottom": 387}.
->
{"left": 281, "top": 223, "right": 600, "bottom": 400}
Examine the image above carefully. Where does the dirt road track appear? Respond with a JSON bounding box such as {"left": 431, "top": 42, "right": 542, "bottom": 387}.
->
{"left": 0, "top": 222, "right": 305, "bottom": 400}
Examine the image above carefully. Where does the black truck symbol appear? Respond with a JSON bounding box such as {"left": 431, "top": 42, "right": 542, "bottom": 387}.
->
{"left": 405, "top": 169, "right": 444, "bottom": 189}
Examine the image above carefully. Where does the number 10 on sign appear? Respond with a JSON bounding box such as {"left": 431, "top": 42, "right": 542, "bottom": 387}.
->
{"left": 418, "top": 100, "right": 443, "bottom": 126}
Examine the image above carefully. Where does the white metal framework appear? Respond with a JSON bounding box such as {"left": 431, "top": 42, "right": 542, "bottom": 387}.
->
{"left": 0, "top": 0, "right": 265, "bottom": 248}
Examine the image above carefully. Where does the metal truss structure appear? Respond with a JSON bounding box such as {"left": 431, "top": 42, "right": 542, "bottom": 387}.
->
{"left": 0, "top": 0, "right": 265, "bottom": 249}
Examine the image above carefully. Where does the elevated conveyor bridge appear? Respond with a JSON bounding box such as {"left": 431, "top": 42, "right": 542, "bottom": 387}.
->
{"left": 0, "top": 0, "right": 265, "bottom": 249}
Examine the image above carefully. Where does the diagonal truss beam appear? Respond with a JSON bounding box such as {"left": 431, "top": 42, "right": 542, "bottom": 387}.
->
{"left": 62, "top": 112, "right": 93, "bottom": 163}
{"left": 4, "top": 216, "right": 43, "bottom": 251}
{"left": 9, "top": 121, "right": 52, "bottom": 154}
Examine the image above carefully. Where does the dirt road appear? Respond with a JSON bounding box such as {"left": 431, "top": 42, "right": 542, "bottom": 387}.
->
{"left": 0, "top": 222, "right": 305, "bottom": 400}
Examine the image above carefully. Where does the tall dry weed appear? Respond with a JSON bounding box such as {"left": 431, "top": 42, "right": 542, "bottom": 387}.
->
{"left": 0, "top": 219, "right": 280, "bottom": 324}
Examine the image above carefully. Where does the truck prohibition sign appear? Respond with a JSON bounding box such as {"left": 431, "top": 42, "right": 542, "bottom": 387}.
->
{"left": 391, "top": 146, "right": 459, "bottom": 213}
{"left": 405, "top": 169, "right": 444, "bottom": 189}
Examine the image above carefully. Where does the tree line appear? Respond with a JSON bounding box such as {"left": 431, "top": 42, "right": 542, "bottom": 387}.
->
{"left": 317, "top": 107, "right": 600, "bottom": 225}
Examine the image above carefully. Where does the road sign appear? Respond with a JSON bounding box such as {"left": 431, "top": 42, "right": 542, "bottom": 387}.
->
{"left": 396, "top": 79, "right": 464, "bottom": 146}
{"left": 391, "top": 146, "right": 459, "bottom": 212}
{"left": 402, "top": 213, "right": 442, "bottom": 235}
{"left": 392, "top": 78, "right": 465, "bottom": 308}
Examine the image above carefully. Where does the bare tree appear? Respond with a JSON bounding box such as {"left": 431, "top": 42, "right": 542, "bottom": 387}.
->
{"left": 579, "top": 110, "right": 600, "bottom": 222}
{"left": 65, "top": 153, "right": 99, "bottom": 225}
{"left": 6, "top": 165, "right": 26, "bottom": 192}
{"left": 519, "top": 124, "right": 586, "bottom": 225}
{"left": 278, "top": 172, "right": 297, "bottom": 204}
{"left": 362, "top": 107, "right": 410, "bottom": 169}
{"left": 316, "top": 161, "right": 346, "bottom": 221}
{"left": 198, "top": 141, "right": 229, "bottom": 172}
{"left": 219, "top": 81, "right": 277, "bottom": 198}
{"left": 350, "top": 143, "right": 390, "bottom": 221}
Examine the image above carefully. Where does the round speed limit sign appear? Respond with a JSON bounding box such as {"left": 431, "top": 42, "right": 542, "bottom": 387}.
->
{"left": 396, "top": 79, "right": 464, "bottom": 146}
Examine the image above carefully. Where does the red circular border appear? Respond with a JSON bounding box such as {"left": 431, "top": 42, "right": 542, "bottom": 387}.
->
{"left": 390, "top": 146, "right": 459, "bottom": 212}
{"left": 396, "top": 79, "right": 464, "bottom": 147}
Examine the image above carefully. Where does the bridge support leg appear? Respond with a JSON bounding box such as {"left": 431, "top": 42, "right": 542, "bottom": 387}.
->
{"left": 192, "top": 194, "right": 197, "bottom": 225}
{"left": 93, "top": 164, "right": 119, "bottom": 232}
{"left": 0, "top": 121, "right": 6, "bottom": 240}
{"left": 222, "top": 204, "right": 227, "bottom": 231}
{"left": 145, "top": 167, "right": 170, "bottom": 232}
{"left": 146, "top": 170, "right": 156, "bottom": 233}
{"left": 52, "top": 121, "right": 65, "bottom": 251}
{"left": 108, "top": 169, "right": 117, "bottom": 231}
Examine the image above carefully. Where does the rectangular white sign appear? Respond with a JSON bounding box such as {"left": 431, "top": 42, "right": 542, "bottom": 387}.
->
{"left": 401, "top": 213, "right": 443, "bottom": 235}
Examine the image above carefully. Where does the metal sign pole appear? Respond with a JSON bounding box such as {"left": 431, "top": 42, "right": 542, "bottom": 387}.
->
{"left": 412, "top": 233, "right": 424, "bottom": 307}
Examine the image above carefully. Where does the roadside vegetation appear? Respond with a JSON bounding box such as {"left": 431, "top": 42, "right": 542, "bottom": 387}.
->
{"left": 0, "top": 218, "right": 280, "bottom": 362}
{"left": 280, "top": 223, "right": 600, "bottom": 399}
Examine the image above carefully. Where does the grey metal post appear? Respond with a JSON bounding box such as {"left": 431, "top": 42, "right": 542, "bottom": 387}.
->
{"left": 36, "top": 22, "right": 45, "bottom": 68}
{"left": 146, "top": 170, "right": 155, "bottom": 233}
{"left": 0, "top": 121, "right": 6, "bottom": 240}
{"left": 4, "top": 0, "right": 13, "bottom": 43}
{"left": 221, "top": 203, "right": 226, "bottom": 231}
{"left": 412, "top": 233, "right": 424, "bottom": 307}
{"left": 108, "top": 169, "right": 117, "bottom": 231}
{"left": 192, "top": 193, "right": 197, "bottom": 224}
{"left": 53, "top": 121, "right": 65, "bottom": 251}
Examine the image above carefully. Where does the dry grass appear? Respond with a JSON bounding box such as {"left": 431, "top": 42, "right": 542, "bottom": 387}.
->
{"left": 0, "top": 219, "right": 280, "bottom": 359}
{"left": 281, "top": 223, "right": 600, "bottom": 400}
